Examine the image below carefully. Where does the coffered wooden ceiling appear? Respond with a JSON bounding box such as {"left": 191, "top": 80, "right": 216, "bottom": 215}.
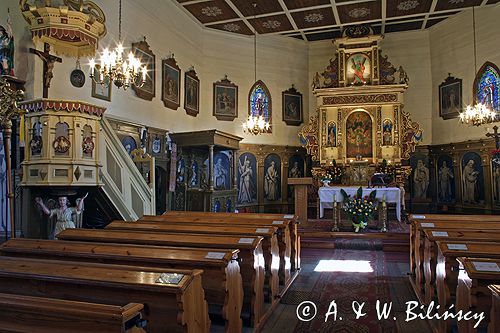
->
{"left": 175, "top": 0, "right": 499, "bottom": 41}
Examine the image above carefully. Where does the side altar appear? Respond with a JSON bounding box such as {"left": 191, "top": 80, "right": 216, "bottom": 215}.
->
{"left": 299, "top": 26, "right": 422, "bottom": 227}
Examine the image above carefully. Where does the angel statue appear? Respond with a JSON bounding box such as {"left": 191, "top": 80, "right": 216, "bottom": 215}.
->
{"left": 35, "top": 193, "right": 88, "bottom": 239}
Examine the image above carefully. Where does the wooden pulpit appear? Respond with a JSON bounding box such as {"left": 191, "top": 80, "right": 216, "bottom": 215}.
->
{"left": 288, "top": 177, "right": 313, "bottom": 223}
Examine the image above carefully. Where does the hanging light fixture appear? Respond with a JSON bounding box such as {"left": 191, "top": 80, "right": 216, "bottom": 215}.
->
{"left": 459, "top": 6, "right": 497, "bottom": 126}
{"left": 242, "top": 3, "right": 271, "bottom": 135}
{"left": 88, "top": 0, "right": 146, "bottom": 90}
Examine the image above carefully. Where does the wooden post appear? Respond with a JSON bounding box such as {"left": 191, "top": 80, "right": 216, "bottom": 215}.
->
{"left": 287, "top": 177, "right": 312, "bottom": 223}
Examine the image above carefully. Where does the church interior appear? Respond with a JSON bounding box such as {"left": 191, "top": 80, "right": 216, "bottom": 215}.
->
{"left": 1, "top": 0, "right": 500, "bottom": 332}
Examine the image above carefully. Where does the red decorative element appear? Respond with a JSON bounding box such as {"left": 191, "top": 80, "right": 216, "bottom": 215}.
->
{"left": 19, "top": 99, "right": 107, "bottom": 117}
{"left": 491, "top": 149, "right": 500, "bottom": 156}
{"left": 82, "top": 137, "right": 95, "bottom": 154}
{"left": 31, "top": 28, "right": 97, "bottom": 47}
{"left": 53, "top": 136, "right": 71, "bottom": 154}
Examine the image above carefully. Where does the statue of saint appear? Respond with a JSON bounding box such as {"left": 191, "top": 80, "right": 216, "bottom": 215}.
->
{"left": 0, "top": 25, "right": 14, "bottom": 76}
{"left": 312, "top": 72, "right": 321, "bottom": 89}
{"left": 438, "top": 161, "right": 454, "bottom": 202}
{"left": 189, "top": 162, "right": 197, "bottom": 187}
{"left": 289, "top": 161, "right": 302, "bottom": 178}
{"left": 238, "top": 156, "right": 254, "bottom": 204}
{"left": 214, "top": 158, "right": 228, "bottom": 189}
{"left": 35, "top": 194, "right": 88, "bottom": 238}
{"left": 264, "top": 160, "right": 279, "bottom": 201}
{"left": 413, "top": 160, "right": 429, "bottom": 199}
{"left": 462, "top": 159, "right": 479, "bottom": 203}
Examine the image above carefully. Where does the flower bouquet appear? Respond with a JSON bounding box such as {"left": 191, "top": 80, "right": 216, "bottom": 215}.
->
{"left": 340, "top": 187, "right": 378, "bottom": 232}
{"left": 311, "top": 161, "right": 345, "bottom": 187}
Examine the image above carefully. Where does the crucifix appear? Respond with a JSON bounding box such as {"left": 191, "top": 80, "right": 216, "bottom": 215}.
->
{"left": 486, "top": 125, "right": 500, "bottom": 150}
{"left": 29, "top": 43, "right": 62, "bottom": 98}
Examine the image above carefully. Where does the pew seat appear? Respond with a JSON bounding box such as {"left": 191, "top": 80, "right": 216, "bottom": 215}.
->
{"left": 0, "top": 256, "right": 210, "bottom": 333}
{"left": 0, "top": 293, "right": 146, "bottom": 333}
{"left": 0, "top": 238, "right": 243, "bottom": 333}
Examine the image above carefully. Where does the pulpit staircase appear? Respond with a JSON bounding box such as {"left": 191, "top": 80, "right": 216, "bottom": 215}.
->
{"left": 98, "top": 117, "right": 155, "bottom": 221}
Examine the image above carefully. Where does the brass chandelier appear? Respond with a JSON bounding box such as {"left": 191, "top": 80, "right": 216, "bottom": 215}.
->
{"left": 242, "top": 3, "right": 270, "bottom": 135}
{"left": 88, "top": 0, "right": 146, "bottom": 90}
{"left": 459, "top": 6, "right": 497, "bottom": 126}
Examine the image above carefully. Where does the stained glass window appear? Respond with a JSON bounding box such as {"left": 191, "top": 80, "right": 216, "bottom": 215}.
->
{"left": 249, "top": 80, "right": 272, "bottom": 128}
{"left": 475, "top": 62, "right": 500, "bottom": 112}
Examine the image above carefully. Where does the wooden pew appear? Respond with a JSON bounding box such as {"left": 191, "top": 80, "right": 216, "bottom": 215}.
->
{"left": 140, "top": 215, "right": 292, "bottom": 285}
{"left": 488, "top": 284, "right": 500, "bottom": 333}
{"left": 421, "top": 229, "right": 500, "bottom": 304}
{"left": 0, "top": 238, "right": 243, "bottom": 333}
{"left": 411, "top": 220, "right": 500, "bottom": 300}
{"left": 434, "top": 241, "right": 500, "bottom": 333}
{"left": 409, "top": 214, "right": 500, "bottom": 277}
{"left": 456, "top": 257, "right": 500, "bottom": 333}
{"left": 0, "top": 256, "right": 210, "bottom": 333}
{"left": 106, "top": 220, "right": 279, "bottom": 302}
{"left": 57, "top": 228, "right": 265, "bottom": 328}
{"left": 0, "top": 293, "right": 147, "bottom": 333}
{"left": 152, "top": 211, "right": 301, "bottom": 272}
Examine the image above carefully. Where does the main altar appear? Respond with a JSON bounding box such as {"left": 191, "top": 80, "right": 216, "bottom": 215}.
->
{"left": 299, "top": 26, "right": 422, "bottom": 230}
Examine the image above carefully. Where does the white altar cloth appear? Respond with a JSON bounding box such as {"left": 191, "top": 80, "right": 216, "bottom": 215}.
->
{"left": 319, "top": 186, "right": 402, "bottom": 221}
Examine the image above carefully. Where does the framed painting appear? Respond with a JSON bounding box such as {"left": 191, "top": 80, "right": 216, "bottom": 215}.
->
{"left": 346, "top": 53, "right": 371, "bottom": 85}
{"left": 282, "top": 86, "right": 303, "bottom": 126}
{"left": 346, "top": 111, "right": 373, "bottom": 158}
{"left": 91, "top": 67, "right": 111, "bottom": 102}
{"left": 439, "top": 74, "right": 462, "bottom": 120}
{"left": 184, "top": 68, "right": 200, "bottom": 117}
{"left": 132, "top": 38, "right": 155, "bottom": 101}
{"left": 162, "top": 56, "right": 180, "bottom": 110}
{"left": 213, "top": 75, "right": 238, "bottom": 121}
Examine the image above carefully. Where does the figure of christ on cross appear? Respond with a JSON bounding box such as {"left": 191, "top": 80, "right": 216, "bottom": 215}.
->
{"left": 29, "top": 43, "right": 62, "bottom": 98}
{"left": 486, "top": 125, "right": 500, "bottom": 150}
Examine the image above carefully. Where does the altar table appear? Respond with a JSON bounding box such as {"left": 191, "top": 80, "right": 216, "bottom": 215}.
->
{"left": 319, "top": 186, "right": 402, "bottom": 221}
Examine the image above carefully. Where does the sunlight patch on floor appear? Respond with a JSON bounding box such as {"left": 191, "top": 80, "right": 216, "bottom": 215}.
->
{"left": 314, "top": 259, "right": 374, "bottom": 273}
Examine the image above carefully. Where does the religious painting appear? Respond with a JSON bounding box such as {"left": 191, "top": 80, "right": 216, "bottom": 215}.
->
{"left": 326, "top": 121, "right": 336, "bottom": 147}
{"left": 346, "top": 111, "right": 373, "bottom": 158}
{"left": 282, "top": 86, "right": 303, "bottom": 126}
{"left": 410, "top": 155, "right": 430, "bottom": 200}
{"left": 263, "top": 154, "right": 281, "bottom": 202}
{"left": 132, "top": 39, "right": 155, "bottom": 101}
{"left": 346, "top": 53, "right": 371, "bottom": 85}
{"left": 382, "top": 119, "right": 393, "bottom": 146}
{"left": 184, "top": 68, "right": 200, "bottom": 117}
{"left": 474, "top": 62, "right": 499, "bottom": 112}
{"left": 162, "top": 56, "right": 180, "bottom": 110}
{"left": 492, "top": 160, "right": 500, "bottom": 205}
{"left": 214, "top": 152, "right": 230, "bottom": 190}
{"left": 249, "top": 80, "right": 272, "bottom": 132}
{"left": 121, "top": 136, "right": 137, "bottom": 156}
{"left": 213, "top": 75, "right": 238, "bottom": 121}
{"left": 91, "top": 67, "right": 111, "bottom": 102}
{"left": 436, "top": 155, "right": 455, "bottom": 203}
{"left": 461, "top": 152, "right": 485, "bottom": 204}
{"left": 439, "top": 74, "right": 462, "bottom": 120}
{"left": 237, "top": 152, "right": 257, "bottom": 205}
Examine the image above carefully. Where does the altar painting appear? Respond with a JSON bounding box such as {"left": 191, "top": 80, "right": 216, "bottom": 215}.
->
{"left": 346, "top": 53, "right": 371, "bottom": 85}
{"left": 346, "top": 111, "right": 373, "bottom": 158}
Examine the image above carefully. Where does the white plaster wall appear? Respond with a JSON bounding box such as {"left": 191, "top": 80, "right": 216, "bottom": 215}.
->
{"left": 2, "top": 0, "right": 309, "bottom": 145}
{"left": 429, "top": 5, "right": 500, "bottom": 145}
{"left": 307, "top": 30, "right": 433, "bottom": 145}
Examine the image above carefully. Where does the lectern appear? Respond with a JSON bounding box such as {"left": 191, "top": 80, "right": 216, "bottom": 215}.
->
{"left": 288, "top": 177, "right": 313, "bottom": 223}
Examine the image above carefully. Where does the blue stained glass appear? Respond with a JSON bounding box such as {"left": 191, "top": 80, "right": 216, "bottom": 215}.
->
{"left": 476, "top": 66, "right": 499, "bottom": 112}
{"left": 250, "top": 84, "right": 270, "bottom": 122}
